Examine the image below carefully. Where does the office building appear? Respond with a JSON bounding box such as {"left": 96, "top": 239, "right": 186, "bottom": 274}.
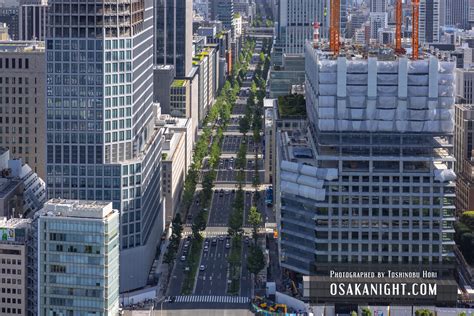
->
{"left": 274, "top": 0, "right": 325, "bottom": 57}
{"left": 369, "top": 12, "right": 388, "bottom": 39}
{"left": 0, "top": 7, "right": 19, "bottom": 40}
{"left": 276, "top": 43, "right": 457, "bottom": 284}
{"left": 193, "top": 45, "right": 219, "bottom": 124}
{"left": 234, "top": 0, "right": 255, "bottom": 22}
{"left": 420, "top": 0, "right": 440, "bottom": 43}
{"left": 456, "top": 68, "right": 474, "bottom": 104}
{"left": 19, "top": 0, "right": 48, "bottom": 41}
{"left": 210, "top": 0, "right": 235, "bottom": 37}
{"left": 346, "top": 11, "right": 369, "bottom": 39}
{"left": 0, "top": 41, "right": 46, "bottom": 180}
{"left": 340, "top": 0, "right": 348, "bottom": 39}
{"left": 0, "top": 24, "right": 9, "bottom": 41}
{"left": 454, "top": 105, "right": 474, "bottom": 214}
{"left": 234, "top": 14, "right": 242, "bottom": 38}
{"left": 170, "top": 79, "right": 191, "bottom": 117}
{"left": 157, "top": 115, "right": 193, "bottom": 177}
{"left": 268, "top": 54, "right": 305, "bottom": 98}
{"left": 156, "top": 0, "right": 193, "bottom": 77}
{"left": 193, "top": 0, "right": 209, "bottom": 20}
{"left": 153, "top": 65, "right": 176, "bottom": 115}
{"left": 0, "top": 217, "right": 31, "bottom": 316}
{"left": 0, "top": 148, "right": 46, "bottom": 219}
{"left": 162, "top": 131, "right": 186, "bottom": 221}
{"left": 443, "top": 0, "right": 470, "bottom": 29}
{"left": 38, "top": 199, "right": 120, "bottom": 315}
{"left": 46, "top": 0, "right": 164, "bottom": 292}
{"left": 370, "top": 0, "right": 387, "bottom": 12}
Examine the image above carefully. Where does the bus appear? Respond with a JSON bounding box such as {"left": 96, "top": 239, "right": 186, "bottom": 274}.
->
{"left": 265, "top": 186, "right": 273, "bottom": 207}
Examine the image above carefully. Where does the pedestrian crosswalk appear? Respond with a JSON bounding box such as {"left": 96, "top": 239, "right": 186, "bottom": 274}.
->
{"left": 165, "top": 295, "right": 250, "bottom": 304}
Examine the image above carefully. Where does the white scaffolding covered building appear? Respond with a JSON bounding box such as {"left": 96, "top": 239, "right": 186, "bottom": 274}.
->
{"left": 274, "top": 42, "right": 457, "bottom": 289}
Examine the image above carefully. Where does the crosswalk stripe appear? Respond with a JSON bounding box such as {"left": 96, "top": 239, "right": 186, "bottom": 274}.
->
{"left": 168, "top": 296, "right": 250, "bottom": 304}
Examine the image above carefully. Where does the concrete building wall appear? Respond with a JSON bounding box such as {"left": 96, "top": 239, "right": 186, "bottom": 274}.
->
{"left": 162, "top": 132, "right": 186, "bottom": 221}
{"left": 0, "top": 44, "right": 46, "bottom": 179}
{"left": 0, "top": 243, "right": 27, "bottom": 316}
{"left": 153, "top": 65, "right": 176, "bottom": 114}
{"left": 454, "top": 104, "right": 474, "bottom": 214}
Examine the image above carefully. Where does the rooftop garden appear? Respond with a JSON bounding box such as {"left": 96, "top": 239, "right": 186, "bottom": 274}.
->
{"left": 171, "top": 79, "right": 186, "bottom": 87}
{"left": 277, "top": 94, "right": 307, "bottom": 118}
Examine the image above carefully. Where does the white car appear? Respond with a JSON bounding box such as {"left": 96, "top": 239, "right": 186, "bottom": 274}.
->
{"left": 180, "top": 255, "right": 186, "bottom": 261}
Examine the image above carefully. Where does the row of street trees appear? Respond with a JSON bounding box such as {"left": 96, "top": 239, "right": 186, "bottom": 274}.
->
{"left": 180, "top": 39, "right": 257, "bottom": 294}
{"left": 239, "top": 38, "right": 273, "bottom": 288}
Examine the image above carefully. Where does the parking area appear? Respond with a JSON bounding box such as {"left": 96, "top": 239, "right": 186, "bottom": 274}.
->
{"left": 203, "top": 157, "right": 263, "bottom": 171}
{"left": 232, "top": 102, "right": 247, "bottom": 115}
{"left": 200, "top": 169, "right": 264, "bottom": 184}
{"left": 221, "top": 135, "right": 263, "bottom": 154}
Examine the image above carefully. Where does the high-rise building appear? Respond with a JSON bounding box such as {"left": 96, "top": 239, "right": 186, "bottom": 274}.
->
{"left": 442, "top": 0, "right": 469, "bottom": 29}
{"left": 370, "top": 0, "right": 387, "bottom": 12}
{"left": 156, "top": 0, "right": 193, "bottom": 77}
{"left": 0, "top": 7, "right": 19, "bottom": 40}
{"left": 419, "top": 0, "right": 440, "bottom": 43}
{"left": 153, "top": 64, "right": 176, "bottom": 114}
{"left": 454, "top": 105, "right": 474, "bottom": 214}
{"left": 0, "top": 148, "right": 47, "bottom": 218}
{"left": 0, "top": 41, "right": 46, "bottom": 180}
{"left": 340, "top": 0, "right": 348, "bottom": 39}
{"left": 369, "top": 12, "right": 388, "bottom": 39}
{"left": 277, "top": 43, "right": 457, "bottom": 285}
{"left": 0, "top": 217, "right": 32, "bottom": 316}
{"left": 209, "top": 0, "right": 235, "bottom": 37}
{"left": 18, "top": 0, "right": 48, "bottom": 41}
{"left": 456, "top": 68, "right": 474, "bottom": 104}
{"left": 46, "top": 0, "right": 164, "bottom": 292}
{"left": 275, "top": 0, "right": 324, "bottom": 56}
{"left": 38, "top": 199, "right": 120, "bottom": 315}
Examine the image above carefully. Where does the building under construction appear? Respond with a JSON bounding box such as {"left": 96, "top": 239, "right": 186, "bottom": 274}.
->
{"left": 274, "top": 0, "right": 460, "bottom": 306}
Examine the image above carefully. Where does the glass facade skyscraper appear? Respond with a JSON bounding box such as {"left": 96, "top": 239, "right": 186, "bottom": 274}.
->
{"left": 45, "top": 0, "right": 164, "bottom": 292}
{"left": 38, "top": 200, "right": 120, "bottom": 315}
{"left": 156, "top": 0, "right": 192, "bottom": 77}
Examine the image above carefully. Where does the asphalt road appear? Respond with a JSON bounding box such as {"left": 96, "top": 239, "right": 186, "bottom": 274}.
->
{"left": 165, "top": 56, "right": 267, "bottom": 305}
{"left": 167, "top": 236, "right": 193, "bottom": 296}
{"left": 185, "top": 191, "right": 205, "bottom": 225}
{"left": 194, "top": 237, "right": 231, "bottom": 295}
{"left": 208, "top": 190, "right": 235, "bottom": 226}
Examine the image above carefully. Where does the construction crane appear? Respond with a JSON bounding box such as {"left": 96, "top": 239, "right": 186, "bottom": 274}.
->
{"left": 412, "top": 0, "right": 420, "bottom": 60}
{"left": 329, "top": 0, "right": 340, "bottom": 54}
{"left": 394, "top": 0, "right": 405, "bottom": 54}
{"left": 313, "top": 19, "right": 321, "bottom": 48}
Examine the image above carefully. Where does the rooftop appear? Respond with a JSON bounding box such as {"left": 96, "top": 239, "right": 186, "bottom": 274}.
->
{"left": 279, "top": 127, "right": 317, "bottom": 167}
{"left": 156, "top": 114, "right": 190, "bottom": 129}
{"left": 40, "top": 199, "right": 115, "bottom": 220}
{"left": 0, "top": 217, "right": 31, "bottom": 230}
{"left": 171, "top": 79, "right": 188, "bottom": 88}
{"left": 0, "top": 40, "right": 44, "bottom": 53}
